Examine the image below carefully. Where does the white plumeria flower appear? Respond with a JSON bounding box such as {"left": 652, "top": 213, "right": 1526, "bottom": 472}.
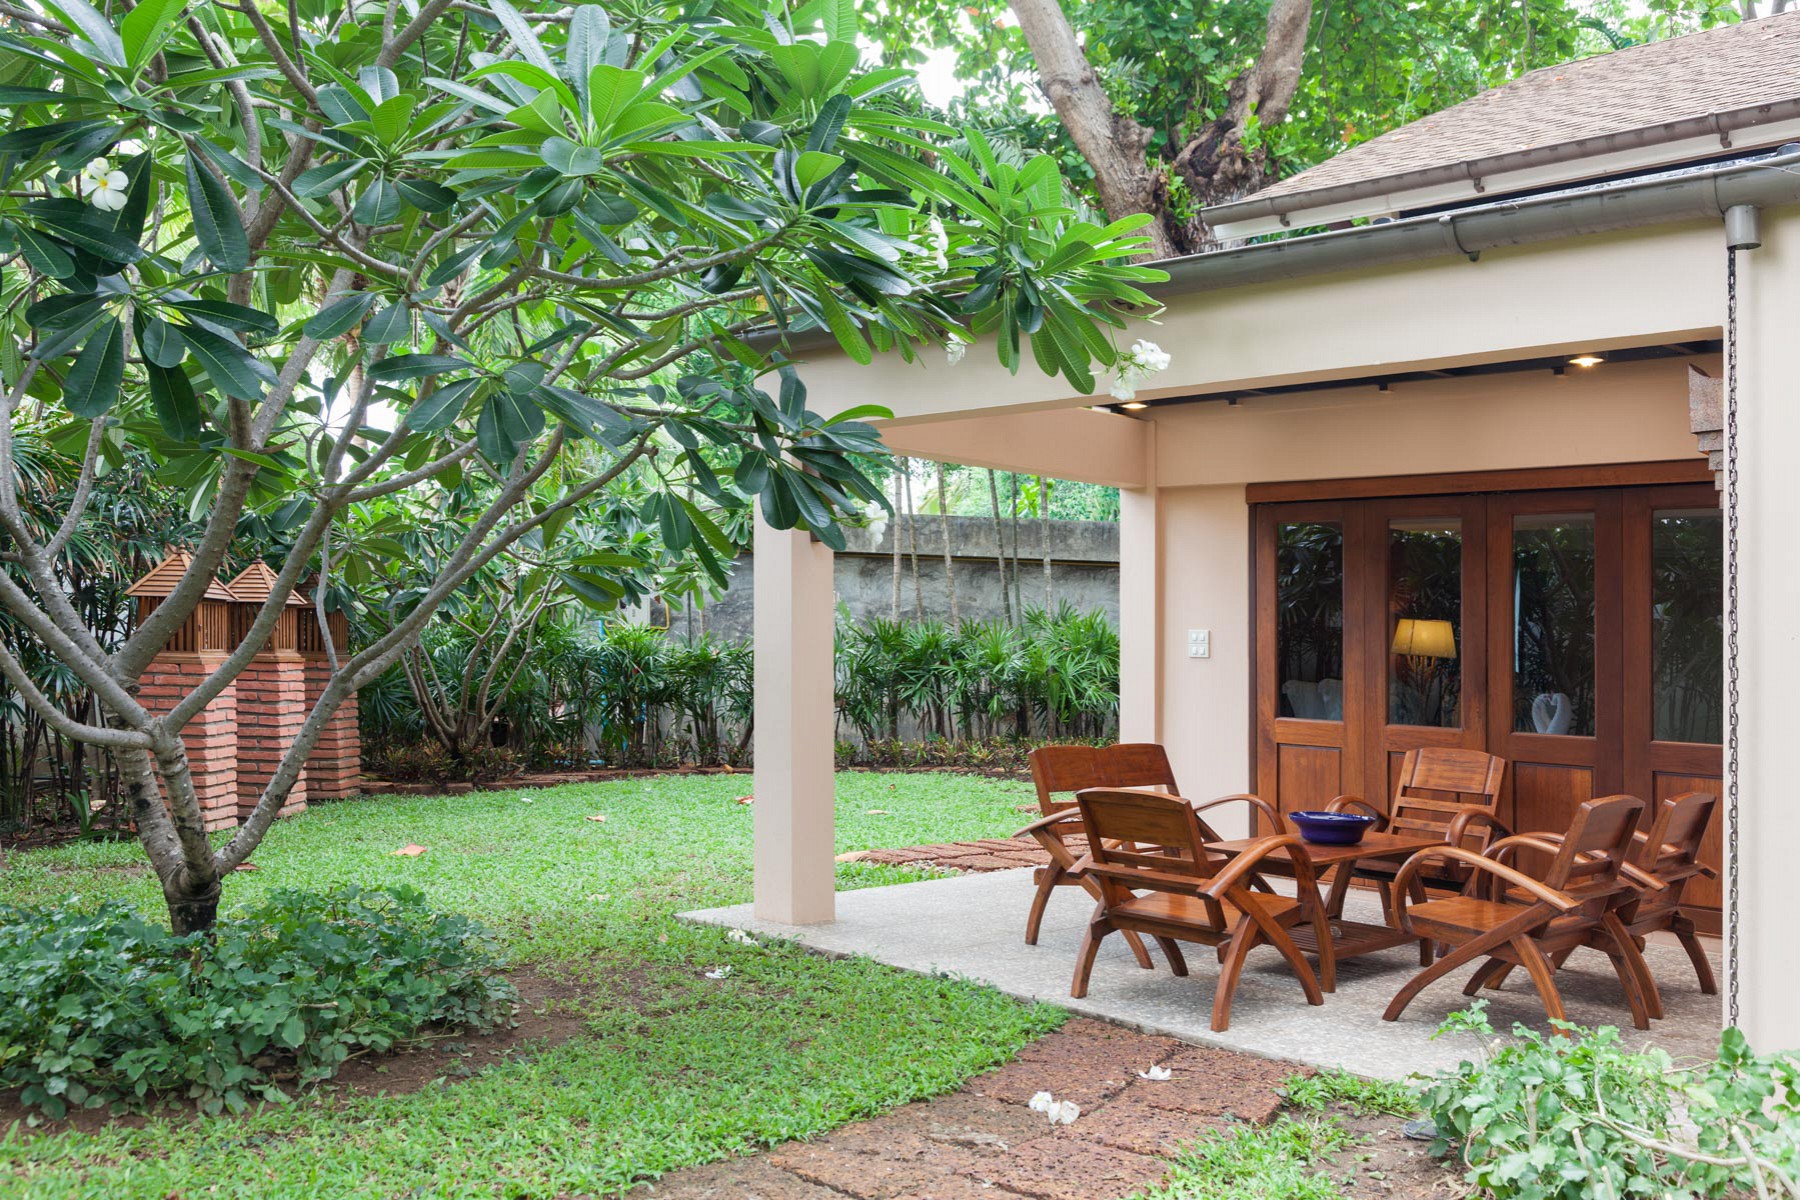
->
{"left": 726, "top": 928, "right": 760, "bottom": 948}
{"left": 1106, "top": 338, "right": 1170, "bottom": 402}
{"left": 1127, "top": 339, "right": 1171, "bottom": 372}
{"left": 1108, "top": 376, "right": 1137, "bottom": 401}
{"left": 1028, "top": 1091, "right": 1054, "bottom": 1113}
{"left": 945, "top": 338, "right": 967, "bottom": 366}
{"left": 83, "top": 158, "right": 130, "bottom": 212}
{"left": 1027, "top": 1091, "right": 1080, "bottom": 1124}
{"left": 1137, "top": 1065, "right": 1172, "bottom": 1081}
{"left": 926, "top": 215, "right": 950, "bottom": 271}
{"left": 703, "top": 966, "right": 733, "bottom": 980}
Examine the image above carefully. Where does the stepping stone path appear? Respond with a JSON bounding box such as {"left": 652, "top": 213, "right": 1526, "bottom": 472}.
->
{"left": 635, "top": 1019, "right": 1300, "bottom": 1200}
{"left": 846, "top": 836, "right": 1076, "bottom": 874}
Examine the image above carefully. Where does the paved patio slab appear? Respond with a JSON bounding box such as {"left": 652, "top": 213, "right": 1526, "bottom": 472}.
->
{"left": 682, "top": 868, "right": 1724, "bottom": 1080}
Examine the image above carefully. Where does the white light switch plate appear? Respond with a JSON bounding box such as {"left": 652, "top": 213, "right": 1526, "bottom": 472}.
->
{"left": 1188, "top": 629, "right": 1210, "bottom": 658}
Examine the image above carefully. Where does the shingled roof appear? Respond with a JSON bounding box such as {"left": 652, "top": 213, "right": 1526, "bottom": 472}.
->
{"left": 126, "top": 550, "right": 237, "bottom": 601}
{"left": 1205, "top": 11, "right": 1800, "bottom": 230}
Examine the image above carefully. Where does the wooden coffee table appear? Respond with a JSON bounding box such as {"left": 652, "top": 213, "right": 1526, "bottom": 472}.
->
{"left": 1206, "top": 830, "right": 1448, "bottom": 985}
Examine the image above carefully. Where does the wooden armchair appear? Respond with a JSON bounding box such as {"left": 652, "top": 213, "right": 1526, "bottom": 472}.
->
{"left": 1017, "top": 745, "right": 1284, "bottom": 961}
{"left": 1381, "top": 794, "right": 1661, "bottom": 1030}
{"left": 1327, "top": 747, "right": 1508, "bottom": 955}
{"left": 1479, "top": 791, "right": 1718, "bottom": 1021}
{"left": 1067, "top": 787, "right": 1328, "bottom": 1032}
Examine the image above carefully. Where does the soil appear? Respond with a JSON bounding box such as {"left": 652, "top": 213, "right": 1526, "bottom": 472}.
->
{"left": 1319, "top": 1112, "right": 1466, "bottom": 1198}
{"left": 0, "top": 968, "right": 591, "bottom": 1135}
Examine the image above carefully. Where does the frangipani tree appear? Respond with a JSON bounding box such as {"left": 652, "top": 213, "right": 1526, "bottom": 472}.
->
{"left": 0, "top": 0, "right": 1162, "bottom": 931}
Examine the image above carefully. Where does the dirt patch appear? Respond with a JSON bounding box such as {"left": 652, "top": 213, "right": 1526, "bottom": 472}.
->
{"left": 1317, "top": 1111, "right": 1466, "bottom": 1198}
{"left": 0, "top": 968, "right": 591, "bottom": 1135}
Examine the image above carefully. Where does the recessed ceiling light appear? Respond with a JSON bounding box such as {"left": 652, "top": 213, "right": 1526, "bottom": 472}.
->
{"left": 1568, "top": 354, "right": 1604, "bottom": 368}
{"left": 1119, "top": 401, "right": 1148, "bottom": 411}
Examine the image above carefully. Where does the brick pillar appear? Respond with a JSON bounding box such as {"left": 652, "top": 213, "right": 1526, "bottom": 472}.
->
{"left": 137, "top": 653, "right": 240, "bottom": 831}
{"left": 301, "top": 657, "right": 361, "bottom": 801}
{"left": 235, "top": 650, "right": 309, "bottom": 823}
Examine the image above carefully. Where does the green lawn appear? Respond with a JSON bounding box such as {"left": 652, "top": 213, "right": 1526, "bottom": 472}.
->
{"left": 0, "top": 772, "right": 1063, "bottom": 1198}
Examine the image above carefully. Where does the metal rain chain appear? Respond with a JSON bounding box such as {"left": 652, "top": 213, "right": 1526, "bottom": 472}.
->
{"left": 1722, "top": 202, "right": 1760, "bottom": 1031}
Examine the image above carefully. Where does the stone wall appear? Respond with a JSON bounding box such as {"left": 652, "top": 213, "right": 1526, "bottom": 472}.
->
{"left": 679, "top": 515, "right": 1120, "bottom": 641}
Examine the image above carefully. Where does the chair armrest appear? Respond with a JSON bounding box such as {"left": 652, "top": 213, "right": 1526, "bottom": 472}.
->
{"left": 1327, "top": 796, "right": 1388, "bottom": 830}
{"left": 1445, "top": 806, "right": 1510, "bottom": 846}
{"left": 1393, "top": 846, "right": 1582, "bottom": 914}
{"left": 1072, "top": 854, "right": 1209, "bottom": 893}
{"left": 1192, "top": 793, "right": 1287, "bottom": 834}
{"left": 1619, "top": 862, "right": 1669, "bottom": 892}
{"left": 1015, "top": 810, "right": 1082, "bottom": 839}
{"left": 1200, "top": 835, "right": 1304, "bottom": 900}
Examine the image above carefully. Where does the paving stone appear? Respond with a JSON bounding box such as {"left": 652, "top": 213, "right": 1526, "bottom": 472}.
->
{"left": 772, "top": 1139, "right": 982, "bottom": 1199}
{"left": 1140, "top": 1047, "right": 1297, "bottom": 1123}
{"left": 959, "top": 1137, "right": 1168, "bottom": 1200}
{"left": 632, "top": 1156, "right": 843, "bottom": 1199}
{"left": 1068, "top": 1093, "right": 1232, "bottom": 1158}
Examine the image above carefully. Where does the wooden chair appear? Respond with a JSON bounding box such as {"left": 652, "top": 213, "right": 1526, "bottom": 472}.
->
{"left": 1066, "top": 787, "right": 1329, "bottom": 1032}
{"left": 1382, "top": 794, "right": 1663, "bottom": 1030}
{"left": 1017, "top": 745, "right": 1284, "bottom": 962}
{"left": 1480, "top": 791, "right": 1718, "bottom": 1020}
{"left": 1327, "top": 747, "right": 1508, "bottom": 959}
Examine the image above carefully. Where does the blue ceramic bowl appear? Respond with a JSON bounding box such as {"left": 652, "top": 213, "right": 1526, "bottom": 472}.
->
{"left": 1289, "top": 810, "right": 1377, "bottom": 846}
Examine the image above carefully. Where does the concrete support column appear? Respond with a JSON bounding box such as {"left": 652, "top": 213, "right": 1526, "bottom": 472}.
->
{"left": 1728, "top": 205, "right": 1800, "bottom": 1052}
{"left": 752, "top": 513, "right": 837, "bottom": 924}
{"left": 1118, "top": 484, "right": 1163, "bottom": 747}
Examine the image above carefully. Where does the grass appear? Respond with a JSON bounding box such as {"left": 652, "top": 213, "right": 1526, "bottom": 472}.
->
{"left": 1137, "top": 1116, "right": 1360, "bottom": 1200}
{"left": 1282, "top": 1069, "right": 1421, "bottom": 1118}
{"left": 0, "top": 771, "right": 1063, "bottom": 1198}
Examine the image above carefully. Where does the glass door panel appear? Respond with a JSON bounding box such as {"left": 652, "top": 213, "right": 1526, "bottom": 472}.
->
{"left": 1651, "top": 509, "right": 1724, "bottom": 744}
{"left": 1510, "top": 513, "right": 1598, "bottom": 737}
{"left": 1276, "top": 520, "right": 1345, "bottom": 721}
{"left": 1388, "top": 517, "right": 1463, "bottom": 728}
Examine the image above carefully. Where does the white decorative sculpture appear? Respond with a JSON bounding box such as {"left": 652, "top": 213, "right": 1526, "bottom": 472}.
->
{"left": 1531, "top": 692, "right": 1574, "bottom": 735}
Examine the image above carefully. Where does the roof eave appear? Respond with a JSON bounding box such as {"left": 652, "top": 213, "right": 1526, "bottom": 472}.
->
{"left": 1201, "top": 96, "right": 1800, "bottom": 231}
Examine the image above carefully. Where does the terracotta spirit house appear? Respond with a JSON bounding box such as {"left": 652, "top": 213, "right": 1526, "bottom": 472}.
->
{"left": 297, "top": 580, "right": 361, "bottom": 802}
{"left": 226, "top": 561, "right": 311, "bottom": 823}
{"left": 126, "top": 552, "right": 242, "bottom": 830}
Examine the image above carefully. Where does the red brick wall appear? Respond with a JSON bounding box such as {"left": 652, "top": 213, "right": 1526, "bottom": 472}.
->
{"left": 235, "top": 651, "right": 308, "bottom": 824}
{"left": 302, "top": 657, "right": 361, "bottom": 801}
{"left": 137, "top": 654, "right": 239, "bottom": 831}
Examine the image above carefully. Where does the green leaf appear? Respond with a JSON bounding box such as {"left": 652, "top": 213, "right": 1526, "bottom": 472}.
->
{"left": 406, "top": 376, "right": 480, "bottom": 432}
{"left": 185, "top": 148, "right": 248, "bottom": 272}
{"left": 362, "top": 302, "right": 411, "bottom": 345}
{"left": 39, "top": 0, "right": 125, "bottom": 68}
{"left": 120, "top": 0, "right": 187, "bottom": 70}
{"left": 393, "top": 177, "right": 456, "bottom": 212}
{"left": 167, "top": 299, "right": 278, "bottom": 336}
{"left": 487, "top": 0, "right": 555, "bottom": 74}
{"left": 137, "top": 315, "right": 187, "bottom": 367}
{"left": 62, "top": 317, "right": 125, "bottom": 417}
{"left": 351, "top": 176, "right": 401, "bottom": 226}
{"left": 182, "top": 324, "right": 268, "bottom": 400}
{"left": 22, "top": 199, "right": 144, "bottom": 264}
{"left": 369, "top": 354, "right": 470, "bottom": 382}
{"left": 146, "top": 361, "right": 202, "bottom": 440}
{"left": 13, "top": 225, "right": 75, "bottom": 278}
{"left": 304, "top": 293, "right": 377, "bottom": 339}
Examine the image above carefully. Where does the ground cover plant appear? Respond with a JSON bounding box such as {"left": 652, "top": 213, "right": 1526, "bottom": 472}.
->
{"left": 0, "top": 886, "right": 515, "bottom": 1118}
{"left": 0, "top": 771, "right": 1061, "bottom": 1197}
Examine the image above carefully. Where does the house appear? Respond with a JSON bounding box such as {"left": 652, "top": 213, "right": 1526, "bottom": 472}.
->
{"left": 747, "top": 12, "right": 1800, "bottom": 1052}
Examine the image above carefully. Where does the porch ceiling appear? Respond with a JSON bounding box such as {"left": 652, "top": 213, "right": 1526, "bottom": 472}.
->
{"left": 873, "top": 406, "right": 1150, "bottom": 489}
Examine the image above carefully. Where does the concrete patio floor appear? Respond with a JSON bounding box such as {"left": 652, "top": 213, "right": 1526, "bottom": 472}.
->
{"left": 683, "top": 868, "right": 1724, "bottom": 1081}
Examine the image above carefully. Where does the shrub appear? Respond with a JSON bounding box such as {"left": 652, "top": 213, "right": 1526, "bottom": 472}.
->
{"left": 0, "top": 886, "right": 516, "bottom": 1118}
{"left": 1421, "top": 1003, "right": 1800, "bottom": 1199}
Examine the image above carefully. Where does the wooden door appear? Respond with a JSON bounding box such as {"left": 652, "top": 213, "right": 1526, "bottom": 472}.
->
{"left": 1359, "top": 496, "right": 1489, "bottom": 810}
{"left": 1483, "top": 490, "right": 1625, "bottom": 837}
{"left": 1622, "top": 485, "right": 1726, "bottom": 924}
{"left": 1254, "top": 503, "right": 1370, "bottom": 822}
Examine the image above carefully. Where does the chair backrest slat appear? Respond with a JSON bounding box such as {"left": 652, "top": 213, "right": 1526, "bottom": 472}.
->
{"left": 1392, "top": 748, "right": 1507, "bottom": 849}
{"left": 1030, "top": 744, "right": 1178, "bottom": 815}
{"left": 1544, "top": 794, "right": 1644, "bottom": 898}
{"left": 1076, "top": 789, "right": 1210, "bottom": 883}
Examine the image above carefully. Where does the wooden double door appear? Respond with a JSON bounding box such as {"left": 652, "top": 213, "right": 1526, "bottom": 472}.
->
{"left": 1252, "top": 468, "right": 1724, "bottom": 920}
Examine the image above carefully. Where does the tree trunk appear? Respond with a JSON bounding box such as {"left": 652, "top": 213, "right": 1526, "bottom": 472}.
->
{"left": 938, "top": 462, "right": 958, "bottom": 622}
{"left": 1009, "top": 473, "right": 1023, "bottom": 617}
{"left": 1011, "top": 0, "right": 1314, "bottom": 255}
{"left": 892, "top": 459, "right": 905, "bottom": 619}
{"left": 903, "top": 465, "right": 924, "bottom": 618}
{"left": 1039, "top": 476, "right": 1054, "bottom": 610}
{"left": 1009, "top": 0, "right": 1176, "bottom": 260}
{"left": 988, "top": 469, "right": 1012, "bottom": 626}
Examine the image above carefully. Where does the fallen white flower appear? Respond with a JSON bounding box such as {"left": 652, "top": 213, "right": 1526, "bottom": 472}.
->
{"left": 1137, "top": 1065, "right": 1172, "bottom": 1081}
{"left": 704, "top": 966, "right": 733, "bottom": 980}
{"left": 1028, "top": 1091, "right": 1054, "bottom": 1113}
{"left": 726, "top": 928, "right": 760, "bottom": 948}
{"left": 1027, "top": 1091, "right": 1079, "bottom": 1125}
